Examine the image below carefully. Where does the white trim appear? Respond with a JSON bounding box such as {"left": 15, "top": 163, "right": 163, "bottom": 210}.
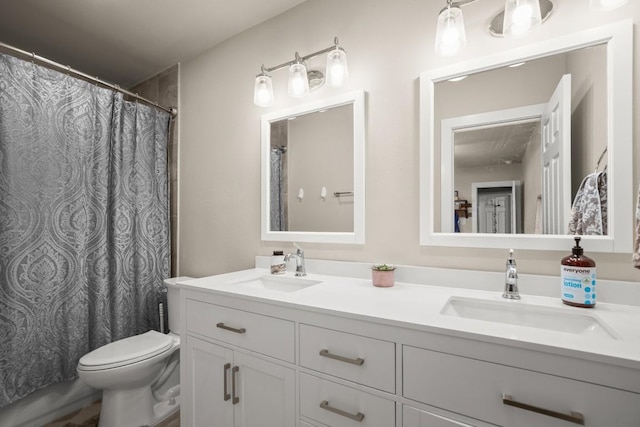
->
{"left": 261, "top": 90, "right": 366, "bottom": 244}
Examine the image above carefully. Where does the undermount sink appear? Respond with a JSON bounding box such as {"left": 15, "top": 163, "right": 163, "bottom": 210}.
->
{"left": 233, "top": 275, "right": 321, "bottom": 293}
{"left": 441, "top": 297, "right": 619, "bottom": 340}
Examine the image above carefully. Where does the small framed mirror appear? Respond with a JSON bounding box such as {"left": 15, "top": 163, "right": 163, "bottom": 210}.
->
{"left": 261, "top": 90, "right": 366, "bottom": 244}
{"left": 420, "top": 21, "right": 633, "bottom": 252}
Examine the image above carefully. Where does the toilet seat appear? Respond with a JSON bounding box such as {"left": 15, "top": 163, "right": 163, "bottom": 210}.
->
{"left": 78, "top": 330, "right": 174, "bottom": 371}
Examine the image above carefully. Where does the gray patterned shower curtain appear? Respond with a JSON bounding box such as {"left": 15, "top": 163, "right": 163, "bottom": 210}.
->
{"left": 0, "top": 53, "right": 171, "bottom": 407}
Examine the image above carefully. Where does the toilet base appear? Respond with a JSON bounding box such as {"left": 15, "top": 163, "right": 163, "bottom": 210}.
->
{"left": 97, "top": 384, "right": 180, "bottom": 427}
{"left": 99, "top": 386, "right": 155, "bottom": 427}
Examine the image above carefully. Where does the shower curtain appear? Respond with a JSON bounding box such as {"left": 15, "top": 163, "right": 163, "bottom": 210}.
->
{"left": 270, "top": 147, "right": 287, "bottom": 231}
{"left": 0, "top": 53, "right": 171, "bottom": 407}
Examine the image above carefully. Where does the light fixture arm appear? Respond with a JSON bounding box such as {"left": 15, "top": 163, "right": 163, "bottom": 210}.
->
{"left": 262, "top": 37, "right": 344, "bottom": 73}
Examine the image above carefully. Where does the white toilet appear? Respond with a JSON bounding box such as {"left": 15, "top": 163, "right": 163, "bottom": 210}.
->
{"left": 77, "top": 277, "right": 190, "bottom": 427}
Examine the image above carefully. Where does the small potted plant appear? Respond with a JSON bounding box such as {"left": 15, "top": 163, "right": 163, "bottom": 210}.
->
{"left": 371, "top": 264, "right": 396, "bottom": 287}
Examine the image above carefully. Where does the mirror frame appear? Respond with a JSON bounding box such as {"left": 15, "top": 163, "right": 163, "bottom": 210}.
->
{"left": 261, "top": 90, "right": 366, "bottom": 244}
{"left": 420, "top": 20, "right": 633, "bottom": 252}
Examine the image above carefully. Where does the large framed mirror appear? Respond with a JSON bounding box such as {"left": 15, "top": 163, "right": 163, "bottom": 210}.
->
{"left": 420, "top": 20, "right": 632, "bottom": 252}
{"left": 261, "top": 90, "right": 366, "bottom": 244}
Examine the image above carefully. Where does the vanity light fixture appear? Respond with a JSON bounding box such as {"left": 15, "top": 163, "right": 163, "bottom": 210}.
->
{"left": 253, "top": 37, "right": 349, "bottom": 107}
{"left": 435, "top": 0, "right": 552, "bottom": 56}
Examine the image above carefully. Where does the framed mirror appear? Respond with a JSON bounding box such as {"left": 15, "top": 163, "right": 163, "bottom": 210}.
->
{"left": 420, "top": 21, "right": 632, "bottom": 252}
{"left": 261, "top": 90, "right": 366, "bottom": 244}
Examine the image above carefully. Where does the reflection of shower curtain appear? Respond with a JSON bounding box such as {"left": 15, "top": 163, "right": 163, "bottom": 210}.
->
{"left": 0, "top": 53, "right": 171, "bottom": 407}
{"left": 270, "top": 147, "right": 287, "bottom": 231}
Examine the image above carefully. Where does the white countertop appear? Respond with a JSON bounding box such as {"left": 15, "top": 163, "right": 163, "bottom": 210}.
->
{"left": 176, "top": 268, "right": 640, "bottom": 370}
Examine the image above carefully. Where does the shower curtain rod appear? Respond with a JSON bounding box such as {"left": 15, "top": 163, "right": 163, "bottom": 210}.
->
{"left": 0, "top": 41, "right": 177, "bottom": 117}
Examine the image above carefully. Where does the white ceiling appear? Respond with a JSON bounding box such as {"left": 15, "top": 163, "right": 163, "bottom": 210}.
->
{"left": 0, "top": 0, "right": 306, "bottom": 88}
{"left": 454, "top": 121, "right": 540, "bottom": 169}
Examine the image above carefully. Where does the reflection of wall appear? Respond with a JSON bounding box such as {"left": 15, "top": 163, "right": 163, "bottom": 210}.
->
{"left": 287, "top": 105, "right": 354, "bottom": 232}
{"left": 454, "top": 164, "right": 523, "bottom": 233}
{"left": 522, "top": 126, "right": 542, "bottom": 234}
{"left": 568, "top": 44, "right": 607, "bottom": 198}
{"left": 179, "top": 0, "right": 640, "bottom": 281}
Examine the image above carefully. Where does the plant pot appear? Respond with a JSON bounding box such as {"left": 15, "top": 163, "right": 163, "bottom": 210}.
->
{"left": 372, "top": 269, "right": 395, "bottom": 287}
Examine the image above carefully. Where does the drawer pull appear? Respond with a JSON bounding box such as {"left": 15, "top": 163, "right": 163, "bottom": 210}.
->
{"left": 319, "top": 400, "right": 365, "bottom": 422}
{"left": 216, "top": 322, "right": 246, "bottom": 334}
{"left": 223, "top": 363, "right": 231, "bottom": 401}
{"left": 319, "top": 349, "right": 365, "bottom": 366}
{"left": 502, "top": 394, "right": 584, "bottom": 425}
{"left": 232, "top": 366, "right": 240, "bottom": 405}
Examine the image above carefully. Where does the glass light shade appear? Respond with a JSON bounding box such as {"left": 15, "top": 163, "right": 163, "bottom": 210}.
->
{"left": 288, "top": 62, "right": 309, "bottom": 98}
{"left": 589, "top": 0, "right": 628, "bottom": 10}
{"left": 503, "top": 0, "right": 542, "bottom": 37}
{"left": 435, "top": 6, "right": 466, "bottom": 57}
{"left": 326, "top": 48, "right": 349, "bottom": 87}
{"left": 253, "top": 74, "right": 274, "bottom": 107}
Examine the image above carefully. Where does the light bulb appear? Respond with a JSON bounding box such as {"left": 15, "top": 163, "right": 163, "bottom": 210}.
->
{"left": 288, "top": 62, "right": 309, "bottom": 98}
{"left": 326, "top": 48, "right": 349, "bottom": 87}
{"left": 435, "top": 6, "right": 466, "bottom": 57}
{"left": 503, "top": 0, "right": 541, "bottom": 37}
{"left": 253, "top": 74, "right": 273, "bottom": 107}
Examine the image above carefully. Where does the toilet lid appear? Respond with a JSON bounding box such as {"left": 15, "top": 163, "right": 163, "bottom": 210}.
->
{"left": 78, "top": 330, "right": 174, "bottom": 371}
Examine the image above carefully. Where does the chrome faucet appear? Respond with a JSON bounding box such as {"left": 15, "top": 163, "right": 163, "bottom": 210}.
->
{"left": 284, "top": 246, "right": 306, "bottom": 277}
{"left": 502, "top": 249, "right": 520, "bottom": 300}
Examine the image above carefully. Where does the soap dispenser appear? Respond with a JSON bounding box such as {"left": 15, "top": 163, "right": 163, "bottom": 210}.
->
{"left": 561, "top": 237, "right": 596, "bottom": 308}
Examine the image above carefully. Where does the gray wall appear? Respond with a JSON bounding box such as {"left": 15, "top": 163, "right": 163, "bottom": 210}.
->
{"left": 179, "top": 0, "right": 640, "bottom": 281}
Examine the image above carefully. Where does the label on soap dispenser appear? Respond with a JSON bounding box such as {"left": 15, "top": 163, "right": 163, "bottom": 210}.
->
{"left": 561, "top": 266, "right": 597, "bottom": 305}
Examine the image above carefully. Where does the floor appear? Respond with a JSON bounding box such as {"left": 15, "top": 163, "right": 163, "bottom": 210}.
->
{"left": 44, "top": 401, "right": 180, "bottom": 427}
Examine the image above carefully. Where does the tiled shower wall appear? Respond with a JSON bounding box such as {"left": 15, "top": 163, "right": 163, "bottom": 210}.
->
{"left": 129, "top": 65, "right": 179, "bottom": 276}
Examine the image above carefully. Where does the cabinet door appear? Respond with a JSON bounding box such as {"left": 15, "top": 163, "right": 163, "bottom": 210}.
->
{"left": 233, "top": 351, "right": 296, "bottom": 427}
{"left": 186, "top": 336, "right": 234, "bottom": 427}
{"left": 403, "top": 405, "right": 478, "bottom": 427}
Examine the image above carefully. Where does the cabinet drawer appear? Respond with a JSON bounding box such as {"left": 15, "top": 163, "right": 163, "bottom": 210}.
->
{"left": 186, "top": 299, "right": 294, "bottom": 363}
{"left": 300, "top": 324, "right": 395, "bottom": 393}
{"left": 300, "top": 373, "right": 395, "bottom": 427}
{"left": 403, "top": 345, "right": 640, "bottom": 427}
{"left": 403, "top": 405, "right": 479, "bottom": 427}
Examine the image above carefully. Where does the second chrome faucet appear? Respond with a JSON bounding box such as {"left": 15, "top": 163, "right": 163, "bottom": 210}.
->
{"left": 503, "top": 249, "right": 520, "bottom": 300}
{"left": 284, "top": 246, "right": 306, "bottom": 277}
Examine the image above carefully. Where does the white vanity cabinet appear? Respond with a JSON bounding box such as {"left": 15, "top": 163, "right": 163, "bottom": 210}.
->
{"left": 298, "top": 324, "right": 397, "bottom": 426}
{"left": 183, "top": 298, "right": 296, "bottom": 427}
{"left": 180, "top": 276, "right": 640, "bottom": 427}
{"left": 403, "top": 345, "right": 640, "bottom": 426}
{"left": 402, "top": 405, "right": 478, "bottom": 427}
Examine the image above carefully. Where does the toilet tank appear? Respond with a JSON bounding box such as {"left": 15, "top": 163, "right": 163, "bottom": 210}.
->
{"left": 163, "top": 276, "right": 193, "bottom": 334}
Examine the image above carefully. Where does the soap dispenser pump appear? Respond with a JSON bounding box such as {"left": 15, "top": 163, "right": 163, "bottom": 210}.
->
{"left": 561, "top": 237, "right": 597, "bottom": 308}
